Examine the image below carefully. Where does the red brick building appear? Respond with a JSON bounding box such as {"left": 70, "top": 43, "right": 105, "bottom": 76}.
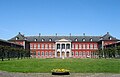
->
{"left": 8, "top": 32, "right": 119, "bottom": 58}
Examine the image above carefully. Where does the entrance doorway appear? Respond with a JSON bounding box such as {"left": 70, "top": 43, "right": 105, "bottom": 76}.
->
{"left": 66, "top": 52, "right": 69, "bottom": 57}
{"left": 57, "top": 52, "right": 60, "bottom": 57}
{"left": 62, "top": 52, "right": 65, "bottom": 57}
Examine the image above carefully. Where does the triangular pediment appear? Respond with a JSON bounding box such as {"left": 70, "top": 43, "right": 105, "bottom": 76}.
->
{"left": 56, "top": 39, "right": 71, "bottom": 42}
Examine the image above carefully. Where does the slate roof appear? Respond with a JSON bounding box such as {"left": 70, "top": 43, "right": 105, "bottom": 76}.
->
{"left": 101, "top": 32, "right": 119, "bottom": 41}
{"left": 8, "top": 32, "right": 119, "bottom": 42}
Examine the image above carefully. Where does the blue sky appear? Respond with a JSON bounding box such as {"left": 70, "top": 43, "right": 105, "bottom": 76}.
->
{"left": 0, "top": 0, "right": 120, "bottom": 40}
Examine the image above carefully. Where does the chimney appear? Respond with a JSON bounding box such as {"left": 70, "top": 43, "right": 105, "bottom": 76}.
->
{"left": 70, "top": 33, "right": 71, "bottom": 36}
{"left": 107, "top": 32, "right": 109, "bottom": 34}
{"left": 83, "top": 33, "right": 85, "bottom": 36}
{"left": 19, "top": 32, "right": 21, "bottom": 34}
{"left": 39, "top": 33, "right": 41, "bottom": 36}
{"left": 56, "top": 33, "right": 57, "bottom": 36}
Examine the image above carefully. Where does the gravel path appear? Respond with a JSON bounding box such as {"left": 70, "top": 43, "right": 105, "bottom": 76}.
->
{"left": 0, "top": 71, "right": 120, "bottom": 77}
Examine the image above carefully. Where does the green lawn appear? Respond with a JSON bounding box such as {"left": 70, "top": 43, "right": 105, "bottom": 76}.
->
{"left": 0, "top": 58, "right": 120, "bottom": 73}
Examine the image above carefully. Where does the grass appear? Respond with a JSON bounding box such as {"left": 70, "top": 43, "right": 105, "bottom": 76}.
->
{"left": 0, "top": 58, "right": 120, "bottom": 73}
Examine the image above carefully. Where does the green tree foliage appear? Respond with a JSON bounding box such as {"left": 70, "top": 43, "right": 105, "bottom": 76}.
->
{"left": 0, "top": 45, "right": 30, "bottom": 61}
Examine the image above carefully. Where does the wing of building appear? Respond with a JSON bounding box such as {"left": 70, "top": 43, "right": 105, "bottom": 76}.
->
{"left": 8, "top": 32, "right": 119, "bottom": 58}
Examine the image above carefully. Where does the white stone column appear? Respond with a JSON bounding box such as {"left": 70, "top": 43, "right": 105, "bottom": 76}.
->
{"left": 65, "top": 44, "right": 67, "bottom": 57}
{"left": 60, "top": 44, "right": 62, "bottom": 58}
{"left": 69, "top": 43, "right": 72, "bottom": 57}
{"left": 55, "top": 43, "right": 57, "bottom": 57}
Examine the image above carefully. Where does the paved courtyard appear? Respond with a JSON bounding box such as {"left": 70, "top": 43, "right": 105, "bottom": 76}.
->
{"left": 0, "top": 71, "right": 120, "bottom": 77}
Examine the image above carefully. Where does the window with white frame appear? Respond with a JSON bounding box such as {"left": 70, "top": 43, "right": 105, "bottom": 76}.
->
{"left": 82, "top": 38, "right": 86, "bottom": 41}
{"left": 38, "top": 51, "right": 40, "bottom": 56}
{"left": 90, "top": 38, "right": 93, "bottom": 41}
{"left": 42, "top": 44, "right": 44, "bottom": 49}
{"left": 49, "top": 38, "right": 52, "bottom": 41}
{"left": 53, "top": 44, "right": 55, "bottom": 49}
{"left": 90, "top": 44, "right": 93, "bottom": 49}
{"left": 30, "top": 44, "right": 33, "bottom": 49}
{"left": 79, "top": 44, "right": 82, "bottom": 49}
{"left": 33, "top": 51, "right": 36, "bottom": 56}
{"left": 75, "top": 38, "right": 78, "bottom": 41}
{"left": 45, "top": 44, "right": 48, "bottom": 49}
{"left": 49, "top": 44, "right": 51, "bottom": 49}
{"left": 42, "top": 38, "right": 45, "bottom": 41}
{"left": 16, "top": 37, "right": 19, "bottom": 40}
{"left": 83, "top": 44, "right": 85, "bottom": 49}
{"left": 42, "top": 51, "right": 44, "bottom": 56}
{"left": 79, "top": 51, "right": 82, "bottom": 56}
{"left": 72, "top": 44, "right": 74, "bottom": 49}
{"left": 34, "top": 44, "right": 36, "bottom": 49}
{"left": 38, "top": 44, "right": 40, "bottom": 49}
{"left": 49, "top": 51, "right": 52, "bottom": 56}
{"left": 46, "top": 52, "right": 48, "bottom": 56}
{"left": 83, "top": 51, "right": 85, "bottom": 56}
{"left": 75, "top": 44, "right": 78, "bottom": 49}
{"left": 34, "top": 38, "right": 37, "bottom": 41}
{"left": 94, "top": 44, "right": 97, "bottom": 49}
{"left": 87, "top": 44, "right": 89, "bottom": 49}
{"left": 76, "top": 51, "right": 78, "bottom": 56}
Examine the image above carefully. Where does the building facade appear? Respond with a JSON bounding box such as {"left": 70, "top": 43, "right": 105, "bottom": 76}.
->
{"left": 8, "top": 32, "right": 119, "bottom": 58}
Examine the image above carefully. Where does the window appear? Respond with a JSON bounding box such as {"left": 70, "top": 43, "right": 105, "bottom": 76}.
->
{"left": 33, "top": 51, "right": 36, "bottom": 56}
{"left": 62, "top": 44, "right": 65, "bottom": 49}
{"left": 87, "top": 44, "right": 89, "bottom": 49}
{"left": 83, "top": 51, "right": 85, "bottom": 55}
{"left": 109, "top": 37, "right": 112, "bottom": 40}
{"left": 46, "top": 52, "right": 48, "bottom": 56}
{"left": 75, "top": 44, "right": 78, "bottom": 49}
{"left": 38, "top": 44, "right": 40, "bottom": 49}
{"left": 34, "top": 38, "right": 37, "bottom": 41}
{"left": 94, "top": 44, "right": 97, "bottom": 49}
{"left": 82, "top": 38, "right": 86, "bottom": 41}
{"left": 83, "top": 44, "right": 85, "bottom": 49}
{"left": 49, "top": 44, "right": 51, "bottom": 49}
{"left": 42, "top": 44, "right": 44, "bottom": 49}
{"left": 57, "top": 44, "right": 60, "bottom": 49}
{"left": 75, "top": 38, "right": 78, "bottom": 41}
{"left": 72, "top": 44, "right": 74, "bottom": 49}
{"left": 49, "top": 38, "right": 52, "bottom": 41}
{"left": 16, "top": 37, "right": 19, "bottom": 40}
{"left": 38, "top": 51, "right": 40, "bottom": 56}
{"left": 49, "top": 52, "right": 52, "bottom": 56}
{"left": 72, "top": 52, "right": 74, "bottom": 56}
{"left": 45, "top": 44, "right": 48, "bottom": 49}
{"left": 34, "top": 44, "right": 36, "bottom": 49}
{"left": 90, "top": 38, "right": 93, "bottom": 41}
{"left": 76, "top": 51, "right": 78, "bottom": 56}
{"left": 90, "top": 44, "right": 93, "bottom": 49}
{"left": 53, "top": 44, "right": 55, "bottom": 49}
{"left": 42, "top": 51, "right": 44, "bottom": 56}
{"left": 42, "top": 38, "right": 45, "bottom": 41}
{"left": 30, "top": 44, "right": 33, "bottom": 49}
{"left": 66, "top": 44, "right": 70, "bottom": 49}
{"left": 79, "top": 51, "right": 82, "bottom": 56}
{"left": 79, "top": 44, "right": 82, "bottom": 49}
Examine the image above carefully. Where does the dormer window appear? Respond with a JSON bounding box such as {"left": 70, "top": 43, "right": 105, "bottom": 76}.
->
{"left": 25, "top": 37, "right": 27, "bottom": 40}
{"left": 82, "top": 38, "right": 86, "bottom": 41}
{"left": 109, "top": 37, "right": 112, "bottom": 40}
{"left": 16, "top": 37, "right": 19, "bottom": 40}
{"left": 42, "top": 38, "right": 45, "bottom": 41}
{"left": 90, "top": 38, "right": 93, "bottom": 41}
{"left": 100, "top": 37, "right": 103, "bottom": 40}
{"left": 49, "top": 38, "right": 52, "bottom": 41}
{"left": 34, "top": 38, "right": 37, "bottom": 41}
{"left": 75, "top": 38, "right": 78, "bottom": 41}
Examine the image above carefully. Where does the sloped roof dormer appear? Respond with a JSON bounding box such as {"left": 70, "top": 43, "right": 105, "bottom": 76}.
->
{"left": 8, "top": 32, "right": 26, "bottom": 41}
